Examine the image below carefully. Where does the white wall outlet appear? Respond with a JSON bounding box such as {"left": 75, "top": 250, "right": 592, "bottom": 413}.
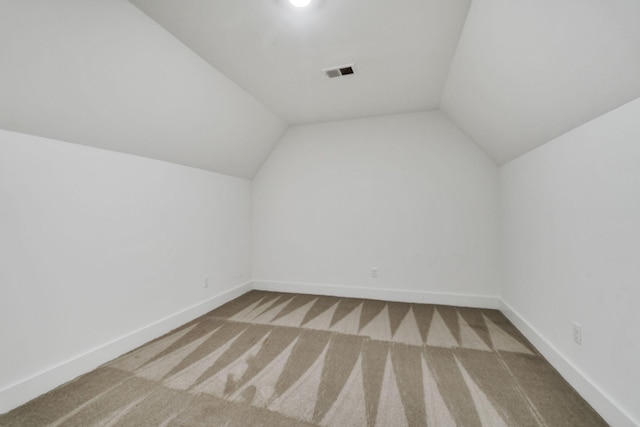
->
{"left": 204, "top": 276, "right": 209, "bottom": 288}
{"left": 371, "top": 267, "right": 378, "bottom": 279}
{"left": 572, "top": 322, "right": 582, "bottom": 345}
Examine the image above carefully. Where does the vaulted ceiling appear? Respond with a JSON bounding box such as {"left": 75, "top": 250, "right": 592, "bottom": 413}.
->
{"left": 132, "top": 0, "right": 640, "bottom": 165}
{"left": 130, "top": 0, "right": 471, "bottom": 125}
{"left": 2, "top": 0, "right": 640, "bottom": 177}
{"left": 442, "top": 0, "right": 640, "bottom": 164}
{"left": 0, "top": 0, "right": 287, "bottom": 179}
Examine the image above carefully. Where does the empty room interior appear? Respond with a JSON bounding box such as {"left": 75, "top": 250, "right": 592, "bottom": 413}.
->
{"left": 1, "top": 0, "right": 639, "bottom": 425}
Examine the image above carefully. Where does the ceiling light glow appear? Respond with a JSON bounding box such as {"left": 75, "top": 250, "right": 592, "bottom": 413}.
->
{"left": 289, "top": 0, "right": 311, "bottom": 7}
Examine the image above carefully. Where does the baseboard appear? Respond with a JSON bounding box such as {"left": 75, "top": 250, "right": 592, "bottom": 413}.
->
{"left": 252, "top": 280, "right": 501, "bottom": 309}
{"left": 0, "top": 281, "right": 252, "bottom": 415}
{"left": 500, "top": 300, "right": 638, "bottom": 427}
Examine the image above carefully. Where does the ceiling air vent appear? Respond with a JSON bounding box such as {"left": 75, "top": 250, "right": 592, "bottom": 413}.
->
{"left": 323, "top": 64, "right": 356, "bottom": 79}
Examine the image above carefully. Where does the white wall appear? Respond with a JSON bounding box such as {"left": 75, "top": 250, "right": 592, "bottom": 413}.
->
{"left": 500, "top": 98, "right": 640, "bottom": 426}
{"left": 0, "top": 0, "right": 286, "bottom": 178}
{"left": 253, "top": 112, "right": 501, "bottom": 305}
{"left": 0, "top": 129, "right": 252, "bottom": 412}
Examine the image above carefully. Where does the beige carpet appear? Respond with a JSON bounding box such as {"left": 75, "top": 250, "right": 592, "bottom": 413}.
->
{"left": 0, "top": 291, "right": 607, "bottom": 426}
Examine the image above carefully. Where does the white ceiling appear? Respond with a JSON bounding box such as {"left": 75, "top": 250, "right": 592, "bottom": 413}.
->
{"left": 130, "top": 0, "right": 471, "bottom": 124}
{"left": 132, "top": 0, "right": 640, "bottom": 165}
{"left": 441, "top": 0, "right": 640, "bottom": 164}
{"left": 3, "top": 0, "right": 639, "bottom": 174}
{"left": 0, "top": 0, "right": 286, "bottom": 179}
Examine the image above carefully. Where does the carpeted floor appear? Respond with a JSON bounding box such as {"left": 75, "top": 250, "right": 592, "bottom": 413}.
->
{"left": 0, "top": 291, "right": 607, "bottom": 426}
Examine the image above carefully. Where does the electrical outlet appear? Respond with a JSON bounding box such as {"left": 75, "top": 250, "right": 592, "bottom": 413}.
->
{"left": 204, "top": 276, "right": 209, "bottom": 288}
{"left": 572, "top": 322, "right": 582, "bottom": 345}
{"left": 371, "top": 268, "right": 378, "bottom": 279}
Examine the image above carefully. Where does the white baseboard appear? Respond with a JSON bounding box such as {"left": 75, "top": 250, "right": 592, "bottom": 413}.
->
{"left": 0, "top": 281, "right": 252, "bottom": 415}
{"left": 252, "top": 280, "right": 501, "bottom": 309}
{"left": 500, "top": 300, "right": 638, "bottom": 427}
